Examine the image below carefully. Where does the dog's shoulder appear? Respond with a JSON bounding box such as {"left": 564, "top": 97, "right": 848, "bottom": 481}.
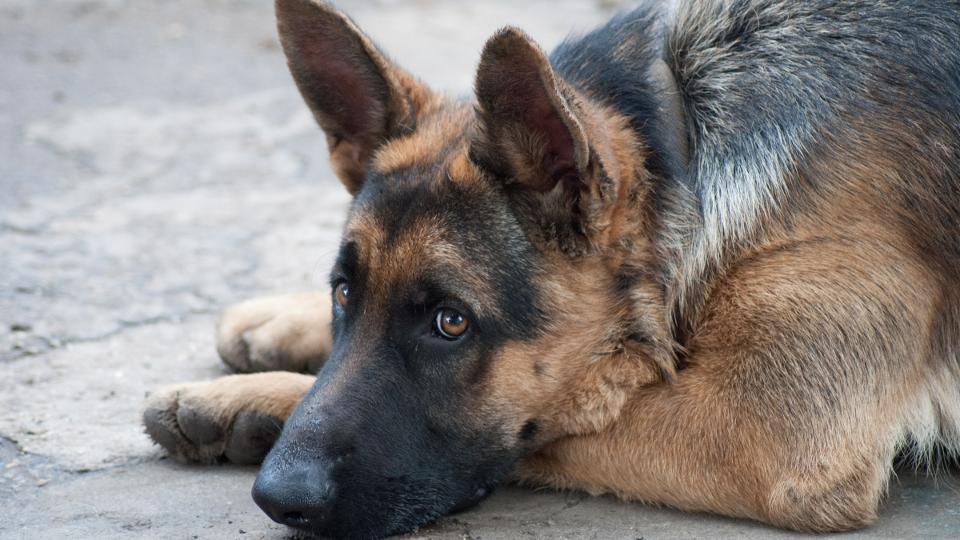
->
{"left": 550, "top": 0, "right": 960, "bottom": 326}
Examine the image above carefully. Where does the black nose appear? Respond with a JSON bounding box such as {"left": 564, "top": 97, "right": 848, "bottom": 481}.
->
{"left": 252, "top": 458, "right": 336, "bottom": 530}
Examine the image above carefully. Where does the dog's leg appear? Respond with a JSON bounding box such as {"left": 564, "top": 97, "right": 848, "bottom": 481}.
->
{"left": 143, "top": 372, "right": 314, "bottom": 464}
{"left": 513, "top": 239, "right": 938, "bottom": 532}
{"left": 514, "top": 380, "right": 897, "bottom": 532}
{"left": 216, "top": 291, "right": 333, "bottom": 373}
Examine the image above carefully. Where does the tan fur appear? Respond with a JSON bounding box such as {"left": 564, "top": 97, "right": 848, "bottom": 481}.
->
{"left": 490, "top": 98, "right": 950, "bottom": 530}
{"left": 216, "top": 292, "right": 333, "bottom": 373}
{"left": 156, "top": 372, "right": 315, "bottom": 423}
{"left": 511, "top": 229, "right": 939, "bottom": 532}
{"left": 345, "top": 212, "right": 503, "bottom": 320}
{"left": 392, "top": 24, "right": 953, "bottom": 533}
{"left": 445, "top": 145, "right": 486, "bottom": 186}
{"left": 372, "top": 103, "right": 471, "bottom": 175}
{"left": 143, "top": 372, "right": 315, "bottom": 464}
{"left": 475, "top": 255, "right": 663, "bottom": 444}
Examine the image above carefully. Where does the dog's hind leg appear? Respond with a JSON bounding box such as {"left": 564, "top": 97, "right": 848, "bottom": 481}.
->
{"left": 143, "top": 372, "right": 314, "bottom": 464}
{"left": 216, "top": 291, "right": 333, "bottom": 374}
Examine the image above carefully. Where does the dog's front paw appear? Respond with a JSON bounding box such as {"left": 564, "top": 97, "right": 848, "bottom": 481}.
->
{"left": 143, "top": 373, "right": 314, "bottom": 464}
{"left": 216, "top": 292, "right": 333, "bottom": 373}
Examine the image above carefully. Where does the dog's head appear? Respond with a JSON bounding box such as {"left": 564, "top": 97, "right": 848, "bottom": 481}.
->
{"left": 254, "top": 1, "right": 677, "bottom": 536}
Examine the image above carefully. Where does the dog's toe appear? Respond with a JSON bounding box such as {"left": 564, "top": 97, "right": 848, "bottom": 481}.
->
{"left": 217, "top": 323, "right": 289, "bottom": 373}
{"left": 176, "top": 400, "right": 225, "bottom": 446}
{"left": 142, "top": 378, "right": 299, "bottom": 465}
{"left": 143, "top": 400, "right": 186, "bottom": 455}
{"left": 216, "top": 293, "right": 333, "bottom": 374}
{"left": 216, "top": 332, "right": 253, "bottom": 373}
{"left": 142, "top": 385, "right": 228, "bottom": 463}
{"left": 224, "top": 410, "right": 283, "bottom": 465}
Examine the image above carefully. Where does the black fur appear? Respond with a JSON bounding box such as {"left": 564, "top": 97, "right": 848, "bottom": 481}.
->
{"left": 552, "top": 5, "right": 689, "bottom": 188}
{"left": 354, "top": 170, "right": 545, "bottom": 338}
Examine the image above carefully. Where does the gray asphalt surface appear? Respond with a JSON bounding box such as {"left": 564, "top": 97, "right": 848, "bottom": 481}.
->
{"left": 2, "top": 1, "right": 958, "bottom": 538}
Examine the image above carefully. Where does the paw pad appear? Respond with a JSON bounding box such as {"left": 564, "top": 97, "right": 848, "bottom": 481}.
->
{"left": 143, "top": 386, "right": 283, "bottom": 465}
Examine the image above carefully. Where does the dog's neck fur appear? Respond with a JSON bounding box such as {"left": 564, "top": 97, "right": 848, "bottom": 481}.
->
{"left": 545, "top": 3, "right": 704, "bottom": 353}
{"left": 501, "top": 90, "right": 689, "bottom": 385}
{"left": 572, "top": 62, "right": 695, "bottom": 378}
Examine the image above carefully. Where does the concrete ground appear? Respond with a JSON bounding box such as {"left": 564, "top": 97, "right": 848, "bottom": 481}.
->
{"left": 1, "top": 0, "right": 958, "bottom": 538}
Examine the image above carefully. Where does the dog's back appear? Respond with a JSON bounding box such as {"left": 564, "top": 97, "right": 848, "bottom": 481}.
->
{"left": 553, "top": 0, "right": 960, "bottom": 453}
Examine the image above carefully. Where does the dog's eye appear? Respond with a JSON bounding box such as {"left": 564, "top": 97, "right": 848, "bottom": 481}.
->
{"left": 334, "top": 282, "right": 350, "bottom": 307}
{"left": 435, "top": 308, "right": 469, "bottom": 340}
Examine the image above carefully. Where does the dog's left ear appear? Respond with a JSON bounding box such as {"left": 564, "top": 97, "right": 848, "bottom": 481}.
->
{"left": 276, "top": 0, "right": 432, "bottom": 194}
{"left": 472, "top": 28, "right": 591, "bottom": 193}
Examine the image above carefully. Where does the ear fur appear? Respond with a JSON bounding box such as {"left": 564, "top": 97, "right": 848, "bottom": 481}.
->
{"left": 275, "top": 0, "right": 431, "bottom": 193}
{"left": 472, "top": 27, "right": 592, "bottom": 193}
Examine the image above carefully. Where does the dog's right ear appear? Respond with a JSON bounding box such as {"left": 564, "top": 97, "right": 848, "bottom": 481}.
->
{"left": 276, "top": 0, "right": 431, "bottom": 194}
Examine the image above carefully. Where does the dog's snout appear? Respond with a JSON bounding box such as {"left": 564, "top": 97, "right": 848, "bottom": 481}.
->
{"left": 252, "top": 458, "right": 337, "bottom": 531}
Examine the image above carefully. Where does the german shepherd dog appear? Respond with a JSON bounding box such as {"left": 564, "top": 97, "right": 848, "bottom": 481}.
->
{"left": 143, "top": 0, "right": 960, "bottom": 537}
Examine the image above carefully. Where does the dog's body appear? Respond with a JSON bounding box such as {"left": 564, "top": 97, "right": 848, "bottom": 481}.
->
{"left": 144, "top": 0, "right": 960, "bottom": 537}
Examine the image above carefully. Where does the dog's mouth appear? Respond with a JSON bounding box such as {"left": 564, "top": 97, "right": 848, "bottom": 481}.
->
{"left": 264, "top": 486, "right": 496, "bottom": 538}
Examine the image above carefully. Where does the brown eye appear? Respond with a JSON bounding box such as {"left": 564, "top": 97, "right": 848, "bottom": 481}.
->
{"left": 334, "top": 282, "right": 349, "bottom": 307}
{"left": 435, "top": 308, "right": 469, "bottom": 340}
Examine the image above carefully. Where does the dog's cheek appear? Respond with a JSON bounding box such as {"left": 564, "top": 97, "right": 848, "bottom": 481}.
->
{"left": 472, "top": 345, "right": 579, "bottom": 446}
{"left": 544, "top": 354, "right": 648, "bottom": 436}
{"left": 478, "top": 338, "right": 657, "bottom": 444}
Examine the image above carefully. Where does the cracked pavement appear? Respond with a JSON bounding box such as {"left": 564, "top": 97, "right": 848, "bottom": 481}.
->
{"left": 2, "top": 0, "right": 958, "bottom": 538}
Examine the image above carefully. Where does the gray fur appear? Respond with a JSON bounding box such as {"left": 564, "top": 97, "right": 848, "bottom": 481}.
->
{"left": 658, "top": 0, "right": 960, "bottom": 320}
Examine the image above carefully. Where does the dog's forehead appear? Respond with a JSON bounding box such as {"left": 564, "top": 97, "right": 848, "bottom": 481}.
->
{"left": 371, "top": 102, "right": 476, "bottom": 177}
{"left": 335, "top": 97, "right": 543, "bottom": 331}
{"left": 342, "top": 173, "right": 513, "bottom": 315}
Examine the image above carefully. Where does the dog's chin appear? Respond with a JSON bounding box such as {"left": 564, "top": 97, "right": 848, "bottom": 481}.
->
{"left": 291, "top": 486, "right": 495, "bottom": 539}
{"left": 381, "top": 486, "right": 496, "bottom": 538}
{"left": 449, "top": 485, "right": 495, "bottom": 514}
{"left": 297, "top": 512, "right": 439, "bottom": 539}
{"left": 276, "top": 496, "right": 471, "bottom": 539}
